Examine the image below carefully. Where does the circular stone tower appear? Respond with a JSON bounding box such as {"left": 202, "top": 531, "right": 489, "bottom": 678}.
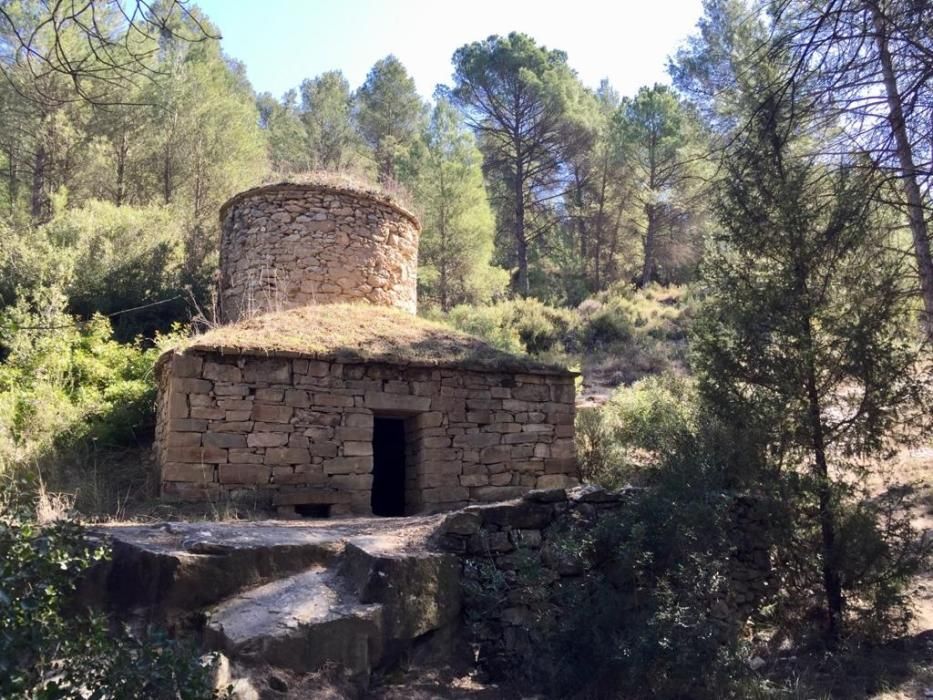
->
{"left": 218, "top": 182, "right": 421, "bottom": 323}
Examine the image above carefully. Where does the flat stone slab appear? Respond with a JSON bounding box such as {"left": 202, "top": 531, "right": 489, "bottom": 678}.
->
{"left": 204, "top": 567, "right": 384, "bottom": 676}
{"left": 91, "top": 515, "right": 447, "bottom": 615}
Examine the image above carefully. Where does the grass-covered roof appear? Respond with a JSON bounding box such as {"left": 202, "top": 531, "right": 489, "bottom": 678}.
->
{"left": 160, "top": 304, "right": 573, "bottom": 376}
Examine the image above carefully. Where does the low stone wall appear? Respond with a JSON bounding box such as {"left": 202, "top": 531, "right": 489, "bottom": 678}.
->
{"left": 218, "top": 183, "right": 420, "bottom": 322}
{"left": 155, "top": 351, "right": 578, "bottom": 514}
{"left": 435, "top": 486, "right": 775, "bottom": 678}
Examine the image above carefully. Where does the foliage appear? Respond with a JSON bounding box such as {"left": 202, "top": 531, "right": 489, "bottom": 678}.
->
{"left": 300, "top": 70, "right": 362, "bottom": 172}
{"left": 354, "top": 55, "right": 427, "bottom": 184}
{"left": 444, "top": 298, "right": 579, "bottom": 357}
{"left": 413, "top": 99, "right": 507, "bottom": 310}
{"left": 0, "top": 290, "right": 173, "bottom": 510}
{"left": 449, "top": 32, "right": 592, "bottom": 296}
{"left": 0, "top": 505, "right": 224, "bottom": 698}
{"left": 616, "top": 84, "right": 708, "bottom": 287}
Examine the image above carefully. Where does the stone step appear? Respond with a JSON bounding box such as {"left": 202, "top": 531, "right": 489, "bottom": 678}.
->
{"left": 88, "top": 522, "right": 345, "bottom": 617}
{"left": 203, "top": 566, "right": 384, "bottom": 679}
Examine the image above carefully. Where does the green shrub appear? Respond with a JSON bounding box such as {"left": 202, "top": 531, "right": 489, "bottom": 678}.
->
{"left": 607, "top": 373, "right": 698, "bottom": 455}
{"left": 445, "top": 303, "right": 524, "bottom": 353}
{"left": 444, "top": 298, "right": 578, "bottom": 357}
{"left": 1, "top": 201, "right": 191, "bottom": 340}
{"left": 0, "top": 506, "right": 223, "bottom": 698}
{"left": 576, "top": 373, "right": 699, "bottom": 486}
{"left": 0, "top": 289, "right": 179, "bottom": 509}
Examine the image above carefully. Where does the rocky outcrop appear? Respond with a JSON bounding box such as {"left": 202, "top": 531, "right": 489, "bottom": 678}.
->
{"left": 90, "top": 517, "right": 460, "bottom": 690}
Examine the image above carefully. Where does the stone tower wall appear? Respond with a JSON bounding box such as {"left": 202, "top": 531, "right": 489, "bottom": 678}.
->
{"left": 218, "top": 184, "right": 420, "bottom": 322}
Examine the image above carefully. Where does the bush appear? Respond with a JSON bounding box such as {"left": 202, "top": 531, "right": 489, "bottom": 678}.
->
{"left": 577, "top": 373, "right": 699, "bottom": 486}
{"left": 0, "top": 288, "right": 179, "bottom": 510}
{"left": 444, "top": 298, "right": 578, "bottom": 357}
{"left": 0, "top": 505, "right": 223, "bottom": 698}
{"left": 1, "top": 201, "right": 191, "bottom": 340}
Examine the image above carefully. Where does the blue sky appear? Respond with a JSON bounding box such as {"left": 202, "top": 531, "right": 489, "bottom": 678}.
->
{"left": 194, "top": 0, "right": 706, "bottom": 100}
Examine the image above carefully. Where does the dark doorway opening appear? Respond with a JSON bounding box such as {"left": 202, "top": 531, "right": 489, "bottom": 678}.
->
{"left": 371, "top": 417, "right": 406, "bottom": 516}
{"left": 294, "top": 503, "right": 330, "bottom": 518}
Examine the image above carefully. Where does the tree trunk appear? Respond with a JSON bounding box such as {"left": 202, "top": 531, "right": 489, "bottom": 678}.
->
{"left": 115, "top": 128, "right": 128, "bottom": 206}
{"left": 7, "top": 144, "right": 18, "bottom": 217}
{"left": 640, "top": 204, "right": 658, "bottom": 287}
{"left": 806, "top": 360, "right": 844, "bottom": 643}
{"left": 514, "top": 162, "right": 529, "bottom": 296}
{"left": 869, "top": 0, "right": 933, "bottom": 337}
{"left": 31, "top": 144, "right": 48, "bottom": 222}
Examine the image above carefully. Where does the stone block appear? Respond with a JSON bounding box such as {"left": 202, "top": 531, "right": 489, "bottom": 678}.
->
{"left": 524, "top": 487, "right": 568, "bottom": 503}
{"left": 164, "top": 432, "right": 201, "bottom": 448}
{"left": 255, "top": 388, "right": 285, "bottom": 402}
{"left": 413, "top": 411, "right": 443, "bottom": 428}
{"left": 308, "top": 442, "right": 339, "bottom": 458}
{"left": 171, "top": 377, "right": 212, "bottom": 395}
{"left": 253, "top": 421, "right": 294, "bottom": 433}
{"left": 228, "top": 449, "right": 265, "bottom": 464}
{"left": 214, "top": 383, "right": 250, "bottom": 397}
{"left": 512, "top": 384, "right": 550, "bottom": 402}
{"left": 344, "top": 412, "right": 374, "bottom": 428}
{"left": 188, "top": 394, "right": 215, "bottom": 407}
{"left": 304, "top": 360, "right": 330, "bottom": 377}
{"left": 203, "top": 362, "right": 241, "bottom": 383}
{"left": 334, "top": 427, "right": 371, "bottom": 442}
{"left": 440, "top": 510, "right": 482, "bottom": 536}
{"left": 284, "top": 390, "right": 311, "bottom": 407}
{"left": 489, "top": 472, "right": 513, "bottom": 486}
{"left": 460, "top": 473, "right": 489, "bottom": 487}
{"left": 323, "top": 456, "right": 372, "bottom": 475}
{"left": 550, "top": 439, "right": 576, "bottom": 459}
{"left": 510, "top": 529, "right": 543, "bottom": 548}
{"left": 171, "top": 354, "right": 203, "bottom": 378}
{"left": 365, "top": 392, "right": 431, "bottom": 412}
{"left": 242, "top": 359, "right": 290, "bottom": 383}
{"left": 471, "top": 486, "right": 527, "bottom": 503}
{"left": 203, "top": 432, "right": 247, "bottom": 449}
{"left": 480, "top": 445, "right": 511, "bottom": 464}
{"left": 264, "top": 447, "right": 311, "bottom": 464}
{"left": 162, "top": 463, "right": 214, "bottom": 482}
{"left": 452, "top": 433, "right": 500, "bottom": 449}
{"left": 168, "top": 391, "right": 188, "bottom": 418}
{"left": 313, "top": 393, "right": 356, "bottom": 408}
{"left": 219, "top": 464, "right": 269, "bottom": 484}
{"left": 246, "top": 432, "right": 289, "bottom": 448}
{"left": 501, "top": 433, "right": 538, "bottom": 445}
{"left": 328, "top": 473, "right": 373, "bottom": 490}
{"left": 251, "top": 403, "right": 293, "bottom": 423}
{"left": 190, "top": 407, "right": 225, "bottom": 420}
{"left": 225, "top": 410, "right": 252, "bottom": 422}
{"left": 273, "top": 489, "right": 351, "bottom": 505}
{"left": 550, "top": 382, "right": 576, "bottom": 404}
{"left": 422, "top": 486, "right": 469, "bottom": 503}
{"left": 342, "top": 441, "right": 373, "bottom": 457}
{"left": 164, "top": 446, "right": 227, "bottom": 464}
{"left": 211, "top": 421, "right": 254, "bottom": 433}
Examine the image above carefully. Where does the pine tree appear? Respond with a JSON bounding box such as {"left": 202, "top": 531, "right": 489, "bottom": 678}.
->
{"left": 694, "top": 79, "right": 924, "bottom": 641}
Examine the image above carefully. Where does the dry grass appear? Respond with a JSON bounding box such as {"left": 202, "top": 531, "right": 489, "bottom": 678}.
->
{"left": 164, "top": 304, "right": 572, "bottom": 375}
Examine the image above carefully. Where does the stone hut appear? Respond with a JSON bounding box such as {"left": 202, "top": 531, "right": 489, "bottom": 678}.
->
{"left": 154, "top": 182, "right": 578, "bottom": 517}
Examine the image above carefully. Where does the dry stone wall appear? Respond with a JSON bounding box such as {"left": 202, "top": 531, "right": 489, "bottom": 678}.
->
{"left": 435, "top": 486, "right": 776, "bottom": 680}
{"left": 155, "top": 351, "right": 578, "bottom": 514}
{"left": 218, "top": 184, "right": 420, "bottom": 322}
